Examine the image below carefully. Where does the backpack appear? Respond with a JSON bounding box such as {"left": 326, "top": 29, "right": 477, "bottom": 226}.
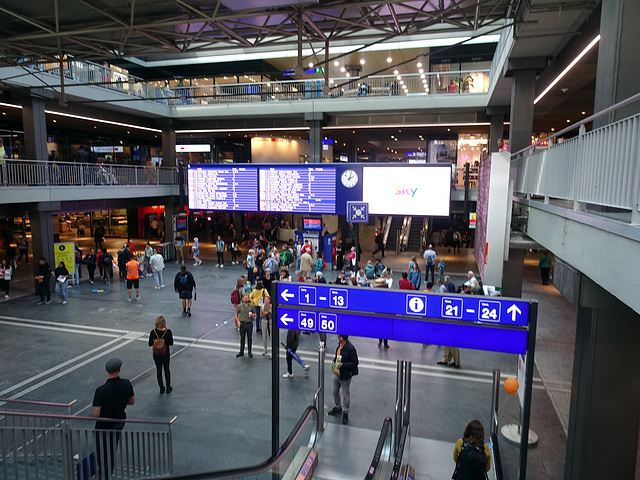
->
{"left": 102, "top": 254, "right": 112, "bottom": 266}
{"left": 230, "top": 287, "right": 240, "bottom": 305}
{"left": 452, "top": 441, "right": 488, "bottom": 480}
{"left": 283, "top": 249, "right": 293, "bottom": 265}
{"left": 316, "top": 257, "right": 325, "bottom": 270}
{"left": 374, "top": 262, "right": 385, "bottom": 278}
{"left": 426, "top": 253, "right": 434, "bottom": 265}
{"left": 75, "top": 250, "right": 82, "bottom": 264}
{"left": 152, "top": 329, "right": 167, "bottom": 355}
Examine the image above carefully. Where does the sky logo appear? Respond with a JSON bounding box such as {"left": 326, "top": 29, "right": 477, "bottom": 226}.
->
{"left": 394, "top": 186, "right": 418, "bottom": 197}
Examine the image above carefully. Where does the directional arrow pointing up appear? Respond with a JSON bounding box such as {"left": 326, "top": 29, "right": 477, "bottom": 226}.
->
{"left": 280, "top": 289, "right": 294, "bottom": 302}
{"left": 280, "top": 313, "right": 293, "bottom": 326}
{"left": 506, "top": 304, "right": 522, "bottom": 321}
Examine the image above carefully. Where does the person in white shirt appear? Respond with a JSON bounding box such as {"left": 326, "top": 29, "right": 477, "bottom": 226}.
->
{"left": 423, "top": 245, "right": 437, "bottom": 283}
{"left": 150, "top": 251, "right": 165, "bottom": 289}
{"left": 464, "top": 271, "right": 479, "bottom": 290}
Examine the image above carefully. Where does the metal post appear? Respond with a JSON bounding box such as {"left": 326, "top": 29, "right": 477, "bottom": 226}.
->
{"left": 464, "top": 162, "right": 470, "bottom": 224}
{"left": 394, "top": 360, "right": 404, "bottom": 456}
{"left": 518, "top": 302, "right": 538, "bottom": 480}
{"left": 317, "top": 343, "right": 326, "bottom": 432}
{"left": 271, "top": 281, "right": 280, "bottom": 456}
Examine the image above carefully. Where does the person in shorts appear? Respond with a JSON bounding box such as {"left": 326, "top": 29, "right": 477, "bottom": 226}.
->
{"left": 125, "top": 257, "right": 140, "bottom": 301}
{"left": 174, "top": 265, "right": 196, "bottom": 316}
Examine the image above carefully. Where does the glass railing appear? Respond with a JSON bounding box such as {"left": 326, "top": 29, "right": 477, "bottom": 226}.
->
{"left": 18, "top": 59, "right": 489, "bottom": 106}
{"left": 162, "top": 405, "right": 319, "bottom": 480}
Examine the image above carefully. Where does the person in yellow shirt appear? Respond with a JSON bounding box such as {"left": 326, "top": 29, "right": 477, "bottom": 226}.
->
{"left": 452, "top": 420, "right": 491, "bottom": 479}
{"left": 249, "top": 280, "right": 270, "bottom": 334}
{"left": 126, "top": 257, "right": 140, "bottom": 301}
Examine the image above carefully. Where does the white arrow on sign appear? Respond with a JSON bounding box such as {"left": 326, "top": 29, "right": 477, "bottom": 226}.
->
{"left": 280, "top": 313, "right": 293, "bottom": 326}
{"left": 280, "top": 289, "right": 294, "bottom": 302}
{"left": 506, "top": 304, "right": 522, "bottom": 321}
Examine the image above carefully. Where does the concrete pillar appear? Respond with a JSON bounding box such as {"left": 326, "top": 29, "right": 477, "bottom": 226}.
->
{"left": 348, "top": 139, "right": 357, "bottom": 162}
{"left": 564, "top": 275, "right": 640, "bottom": 479}
{"left": 489, "top": 114, "right": 505, "bottom": 153}
{"left": 501, "top": 248, "right": 525, "bottom": 297}
{"left": 164, "top": 201, "right": 175, "bottom": 242}
{"left": 509, "top": 69, "right": 536, "bottom": 154}
{"left": 22, "top": 96, "right": 49, "bottom": 161}
{"left": 161, "top": 127, "right": 176, "bottom": 167}
{"left": 594, "top": 0, "right": 640, "bottom": 127}
{"left": 305, "top": 112, "right": 325, "bottom": 164}
{"left": 30, "top": 209, "right": 55, "bottom": 290}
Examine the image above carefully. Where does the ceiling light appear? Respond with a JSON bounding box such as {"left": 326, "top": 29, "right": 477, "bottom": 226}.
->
{"left": 420, "top": 74, "right": 425, "bottom": 79}
{"left": 360, "top": 59, "right": 365, "bottom": 65}
{"left": 391, "top": 135, "right": 394, "bottom": 138}
{"left": 447, "top": 128, "right": 451, "bottom": 132}
{"left": 581, "top": 111, "right": 586, "bottom": 115}
{"left": 566, "top": 119, "right": 571, "bottom": 123}
{"left": 334, "top": 61, "right": 339, "bottom": 66}
{"left": 422, "top": 79, "right": 427, "bottom": 84}
{"left": 399, "top": 80, "right": 404, "bottom": 85}
{"left": 309, "top": 62, "right": 314, "bottom": 68}
{"left": 417, "top": 62, "right": 422, "bottom": 68}
{"left": 418, "top": 69, "right": 424, "bottom": 74}
{"left": 52, "top": 118, "right": 56, "bottom": 122}
{"left": 534, "top": 34, "right": 601, "bottom": 104}
{"left": 346, "top": 73, "right": 350, "bottom": 77}
{"left": 340, "top": 67, "right": 346, "bottom": 73}
{"left": 393, "top": 70, "right": 399, "bottom": 75}
{"left": 387, "top": 57, "right": 392, "bottom": 63}
{"left": 396, "top": 75, "right": 401, "bottom": 80}
{"left": 329, "top": 79, "right": 334, "bottom": 84}
{"left": 551, "top": 128, "right": 555, "bottom": 132}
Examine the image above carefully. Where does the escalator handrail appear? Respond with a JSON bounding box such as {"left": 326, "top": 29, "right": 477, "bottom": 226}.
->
{"left": 490, "top": 431, "right": 504, "bottom": 480}
{"left": 390, "top": 422, "right": 410, "bottom": 480}
{"left": 156, "top": 405, "right": 319, "bottom": 479}
{"left": 364, "top": 417, "right": 393, "bottom": 480}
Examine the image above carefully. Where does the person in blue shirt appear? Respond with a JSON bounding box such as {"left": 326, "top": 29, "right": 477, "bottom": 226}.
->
{"left": 408, "top": 262, "right": 421, "bottom": 290}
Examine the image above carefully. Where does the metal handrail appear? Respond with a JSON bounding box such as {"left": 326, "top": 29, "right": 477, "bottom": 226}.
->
{"left": 364, "top": 417, "right": 393, "bottom": 480}
{"left": 512, "top": 90, "right": 640, "bottom": 158}
{"left": 0, "top": 410, "right": 177, "bottom": 426}
{"left": 389, "top": 422, "right": 410, "bottom": 480}
{"left": 158, "top": 405, "right": 319, "bottom": 479}
{"left": 0, "top": 397, "right": 77, "bottom": 408}
{"left": 489, "top": 370, "right": 505, "bottom": 480}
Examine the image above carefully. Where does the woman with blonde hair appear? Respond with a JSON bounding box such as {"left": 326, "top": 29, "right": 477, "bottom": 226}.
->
{"left": 148, "top": 316, "right": 174, "bottom": 394}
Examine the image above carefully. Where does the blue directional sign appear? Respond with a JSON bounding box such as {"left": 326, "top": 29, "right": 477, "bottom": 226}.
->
{"left": 275, "top": 283, "right": 531, "bottom": 355}
{"left": 347, "top": 201, "right": 369, "bottom": 224}
{"left": 276, "top": 283, "right": 529, "bottom": 326}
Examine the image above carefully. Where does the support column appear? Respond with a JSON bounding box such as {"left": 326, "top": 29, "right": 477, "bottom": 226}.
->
{"left": 594, "top": 0, "right": 640, "bottom": 127}
{"left": 501, "top": 248, "right": 525, "bottom": 297}
{"left": 489, "top": 114, "right": 505, "bottom": 153}
{"left": 161, "top": 126, "right": 176, "bottom": 167}
{"left": 565, "top": 275, "right": 640, "bottom": 480}
{"left": 164, "top": 201, "right": 176, "bottom": 242}
{"left": 348, "top": 139, "right": 357, "bottom": 162}
{"left": 305, "top": 112, "right": 325, "bottom": 164}
{"left": 30, "top": 209, "right": 55, "bottom": 291}
{"left": 22, "top": 94, "right": 49, "bottom": 161}
{"left": 508, "top": 69, "right": 536, "bottom": 154}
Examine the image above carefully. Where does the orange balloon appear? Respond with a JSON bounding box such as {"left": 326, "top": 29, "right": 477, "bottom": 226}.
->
{"left": 504, "top": 377, "right": 519, "bottom": 395}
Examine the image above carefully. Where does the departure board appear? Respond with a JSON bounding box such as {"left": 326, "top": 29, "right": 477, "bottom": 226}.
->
{"left": 188, "top": 166, "right": 258, "bottom": 211}
{"left": 259, "top": 167, "right": 336, "bottom": 213}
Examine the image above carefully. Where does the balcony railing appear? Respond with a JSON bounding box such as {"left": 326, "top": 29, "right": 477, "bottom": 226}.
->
{"left": 20, "top": 59, "right": 489, "bottom": 106}
{"left": 0, "top": 159, "right": 179, "bottom": 187}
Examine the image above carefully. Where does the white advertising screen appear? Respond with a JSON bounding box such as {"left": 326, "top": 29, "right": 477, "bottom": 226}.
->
{"left": 362, "top": 166, "right": 451, "bottom": 216}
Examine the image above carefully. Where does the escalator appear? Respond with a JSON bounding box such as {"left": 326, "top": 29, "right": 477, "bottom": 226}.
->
{"left": 406, "top": 217, "right": 424, "bottom": 252}
{"left": 384, "top": 217, "right": 404, "bottom": 252}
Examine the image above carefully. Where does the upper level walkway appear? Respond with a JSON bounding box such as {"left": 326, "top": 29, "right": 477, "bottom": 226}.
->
{"left": 0, "top": 61, "right": 490, "bottom": 120}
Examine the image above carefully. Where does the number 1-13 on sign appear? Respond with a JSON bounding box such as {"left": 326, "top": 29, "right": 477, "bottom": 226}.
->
{"left": 329, "top": 289, "right": 348, "bottom": 309}
{"left": 319, "top": 313, "right": 338, "bottom": 333}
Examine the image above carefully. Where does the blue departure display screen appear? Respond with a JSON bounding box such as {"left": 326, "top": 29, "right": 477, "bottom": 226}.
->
{"left": 259, "top": 167, "right": 336, "bottom": 213}
{"left": 276, "top": 283, "right": 531, "bottom": 355}
{"left": 188, "top": 166, "right": 258, "bottom": 211}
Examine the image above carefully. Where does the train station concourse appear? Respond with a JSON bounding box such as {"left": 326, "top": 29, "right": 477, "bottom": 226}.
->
{"left": 0, "top": 1, "right": 639, "bottom": 479}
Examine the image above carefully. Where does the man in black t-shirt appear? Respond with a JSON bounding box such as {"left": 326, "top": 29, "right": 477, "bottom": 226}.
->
{"left": 92, "top": 358, "right": 135, "bottom": 479}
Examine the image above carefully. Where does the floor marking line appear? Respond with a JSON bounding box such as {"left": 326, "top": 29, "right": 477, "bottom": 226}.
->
{"left": 0, "top": 315, "right": 131, "bottom": 334}
{"left": 0, "top": 336, "right": 130, "bottom": 398}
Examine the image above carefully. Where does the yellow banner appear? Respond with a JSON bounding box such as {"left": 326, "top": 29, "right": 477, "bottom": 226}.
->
{"left": 54, "top": 242, "right": 75, "bottom": 270}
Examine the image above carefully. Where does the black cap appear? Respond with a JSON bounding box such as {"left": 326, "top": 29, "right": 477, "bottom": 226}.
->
{"left": 105, "top": 358, "right": 122, "bottom": 373}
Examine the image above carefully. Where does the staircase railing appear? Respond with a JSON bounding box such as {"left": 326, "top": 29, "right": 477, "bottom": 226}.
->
{"left": 0, "top": 410, "right": 176, "bottom": 479}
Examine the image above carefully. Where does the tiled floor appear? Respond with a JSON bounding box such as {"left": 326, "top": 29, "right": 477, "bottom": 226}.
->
{"left": 0, "top": 235, "right": 575, "bottom": 479}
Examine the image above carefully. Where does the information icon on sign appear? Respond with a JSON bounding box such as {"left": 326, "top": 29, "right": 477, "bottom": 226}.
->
{"left": 441, "top": 297, "right": 463, "bottom": 319}
{"left": 319, "top": 313, "right": 338, "bottom": 333}
{"left": 406, "top": 295, "right": 427, "bottom": 316}
{"left": 299, "top": 287, "right": 316, "bottom": 306}
{"left": 478, "top": 300, "right": 501, "bottom": 323}
{"left": 298, "top": 311, "right": 317, "bottom": 331}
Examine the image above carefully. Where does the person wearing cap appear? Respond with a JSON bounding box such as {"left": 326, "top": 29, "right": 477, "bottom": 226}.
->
{"left": 92, "top": 358, "right": 135, "bottom": 479}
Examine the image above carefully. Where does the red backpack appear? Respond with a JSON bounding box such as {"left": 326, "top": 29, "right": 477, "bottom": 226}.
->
{"left": 230, "top": 287, "right": 241, "bottom": 305}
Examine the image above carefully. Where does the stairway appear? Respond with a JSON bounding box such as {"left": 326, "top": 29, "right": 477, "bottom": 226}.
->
{"left": 406, "top": 217, "right": 423, "bottom": 252}
{"left": 384, "top": 217, "right": 404, "bottom": 251}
